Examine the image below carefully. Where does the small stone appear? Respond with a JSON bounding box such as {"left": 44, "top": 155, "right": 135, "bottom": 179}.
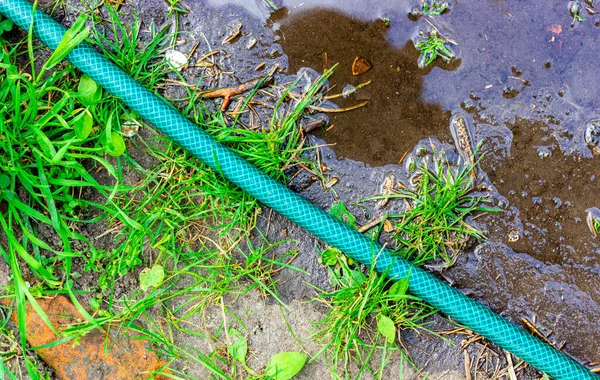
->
{"left": 246, "top": 36, "right": 258, "bottom": 49}
{"left": 165, "top": 49, "right": 188, "bottom": 70}
{"left": 7, "top": 296, "right": 169, "bottom": 379}
{"left": 508, "top": 229, "right": 520, "bottom": 242}
{"left": 121, "top": 120, "right": 140, "bottom": 137}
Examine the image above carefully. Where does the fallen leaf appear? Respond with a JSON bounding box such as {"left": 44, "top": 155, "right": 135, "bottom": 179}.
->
{"left": 546, "top": 24, "right": 562, "bottom": 35}
{"left": 352, "top": 57, "right": 371, "bottom": 75}
{"left": 227, "top": 328, "right": 248, "bottom": 365}
{"left": 377, "top": 314, "right": 396, "bottom": 344}
{"left": 139, "top": 264, "right": 165, "bottom": 291}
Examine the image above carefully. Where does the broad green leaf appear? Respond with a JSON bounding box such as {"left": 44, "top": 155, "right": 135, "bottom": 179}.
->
{"left": 104, "top": 132, "right": 126, "bottom": 156}
{"left": 227, "top": 328, "right": 248, "bottom": 365}
{"left": 265, "top": 352, "right": 307, "bottom": 380}
{"left": 0, "top": 174, "right": 9, "bottom": 189}
{"left": 139, "top": 264, "right": 164, "bottom": 291}
{"left": 329, "top": 201, "right": 356, "bottom": 228}
{"left": 346, "top": 268, "right": 367, "bottom": 286}
{"left": 319, "top": 247, "right": 341, "bottom": 266}
{"left": 77, "top": 75, "right": 102, "bottom": 106}
{"left": 377, "top": 314, "right": 396, "bottom": 344}
{"left": 72, "top": 109, "right": 93, "bottom": 139}
{"left": 0, "top": 19, "right": 13, "bottom": 34}
{"left": 89, "top": 297, "right": 100, "bottom": 311}
{"left": 388, "top": 277, "right": 409, "bottom": 299}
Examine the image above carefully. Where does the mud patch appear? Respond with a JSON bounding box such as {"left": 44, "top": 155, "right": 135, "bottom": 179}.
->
{"left": 277, "top": 9, "right": 453, "bottom": 166}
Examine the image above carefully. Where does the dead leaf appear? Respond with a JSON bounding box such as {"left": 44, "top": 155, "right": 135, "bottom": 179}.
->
{"left": 352, "top": 57, "right": 371, "bottom": 75}
{"left": 546, "top": 24, "right": 562, "bottom": 35}
{"left": 383, "top": 219, "right": 393, "bottom": 232}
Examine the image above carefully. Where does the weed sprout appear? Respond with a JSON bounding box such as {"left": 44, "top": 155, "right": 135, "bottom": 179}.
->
{"left": 415, "top": 29, "right": 455, "bottom": 68}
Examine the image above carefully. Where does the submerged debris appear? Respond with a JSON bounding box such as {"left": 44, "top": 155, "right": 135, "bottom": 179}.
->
{"left": 352, "top": 57, "right": 371, "bottom": 75}
{"left": 508, "top": 228, "right": 520, "bottom": 242}
{"left": 586, "top": 207, "right": 600, "bottom": 237}
{"left": 342, "top": 84, "right": 356, "bottom": 98}
{"left": 449, "top": 112, "right": 478, "bottom": 178}
{"left": 301, "top": 113, "right": 329, "bottom": 133}
{"left": 377, "top": 173, "right": 396, "bottom": 209}
{"left": 584, "top": 119, "right": 600, "bottom": 155}
{"left": 222, "top": 19, "right": 243, "bottom": 44}
{"left": 569, "top": 0, "right": 586, "bottom": 23}
{"left": 246, "top": 36, "right": 258, "bottom": 49}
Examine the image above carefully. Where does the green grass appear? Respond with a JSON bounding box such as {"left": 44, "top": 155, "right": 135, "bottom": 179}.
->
{"left": 415, "top": 29, "right": 455, "bottom": 68}
{"left": 310, "top": 247, "right": 436, "bottom": 378}
{"left": 391, "top": 156, "right": 495, "bottom": 267}
{"left": 1, "top": 2, "right": 494, "bottom": 379}
{"left": 90, "top": 5, "right": 172, "bottom": 86}
{"left": 0, "top": 3, "right": 331, "bottom": 378}
{"left": 0, "top": 11, "right": 140, "bottom": 377}
{"left": 42, "top": 235, "right": 304, "bottom": 379}
{"left": 420, "top": 1, "right": 449, "bottom": 16}
{"left": 310, "top": 153, "right": 494, "bottom": 377}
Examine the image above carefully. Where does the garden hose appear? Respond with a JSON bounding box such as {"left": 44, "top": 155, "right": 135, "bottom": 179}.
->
{"left": 0, "top": 0, "right": 596, "bottom": 378}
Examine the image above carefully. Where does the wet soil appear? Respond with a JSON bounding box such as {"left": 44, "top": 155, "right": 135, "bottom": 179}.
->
{"left": 216, "top": 0, "right": 600, "bottom": 367}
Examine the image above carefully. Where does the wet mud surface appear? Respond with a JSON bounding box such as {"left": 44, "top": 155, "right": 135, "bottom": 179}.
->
{"left": 207, "top": 0, "right": 600, "bottom": 367}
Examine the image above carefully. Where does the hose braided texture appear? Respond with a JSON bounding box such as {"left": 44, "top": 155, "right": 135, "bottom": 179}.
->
{"left": 1, "top": 0, "right": 595, "bottom": 378}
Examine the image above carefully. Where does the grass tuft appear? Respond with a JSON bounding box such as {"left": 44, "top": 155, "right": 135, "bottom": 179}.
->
{"left": 391, "top": 156, "right": 495, "bottom": 267}
{"left": 311, "top": 247, "right": 436, "bottom": 378}
{"left": 415, "top": 29, "right": 455, "bottom": 68}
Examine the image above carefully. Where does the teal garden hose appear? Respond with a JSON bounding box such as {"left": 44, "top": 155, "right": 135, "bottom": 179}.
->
{"left": 0, "top": 0, "right": 596, "bottom": 378}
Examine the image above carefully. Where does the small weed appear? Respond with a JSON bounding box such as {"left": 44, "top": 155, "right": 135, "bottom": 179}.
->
{"left": 90, "top": 5, "right": 171, "bottom": 88}
{"left": 415, "top": 29, "right": 455, "bottom": 68}
{"left": 391, "top": 158, "right": 495, "bottom": 267}
{"left": 420, "top": 0, "right": 449, "bottom": 16}
{"left": 422, "top": 1, "right": 449, "bottom": 15}
{"left": 311, "top": 248, "right": 436, "bottom": 377}
{"left": 409, "top": 1, "right": 449, "bottom": 19}
{"left": 569, "top": 0, "right": 586, "bottom": 23}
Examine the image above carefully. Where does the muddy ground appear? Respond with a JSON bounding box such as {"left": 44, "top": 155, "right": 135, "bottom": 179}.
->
{"left": 263, "top": 0, "right": 600, "bottom": 367}
{"left": 2, "top": 0, "right": 600, "bottom": 378}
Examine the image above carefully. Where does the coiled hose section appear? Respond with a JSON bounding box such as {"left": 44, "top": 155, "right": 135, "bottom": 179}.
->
{"left": 0, "top": 0, "right": 595, "bottom": 378}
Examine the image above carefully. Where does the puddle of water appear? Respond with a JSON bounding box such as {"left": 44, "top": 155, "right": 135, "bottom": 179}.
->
{"left": 275, "top": 9, "right": 454, "bottom": 166}
{"left": 205, "top": 0, "right": 403, "bottom": 21}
